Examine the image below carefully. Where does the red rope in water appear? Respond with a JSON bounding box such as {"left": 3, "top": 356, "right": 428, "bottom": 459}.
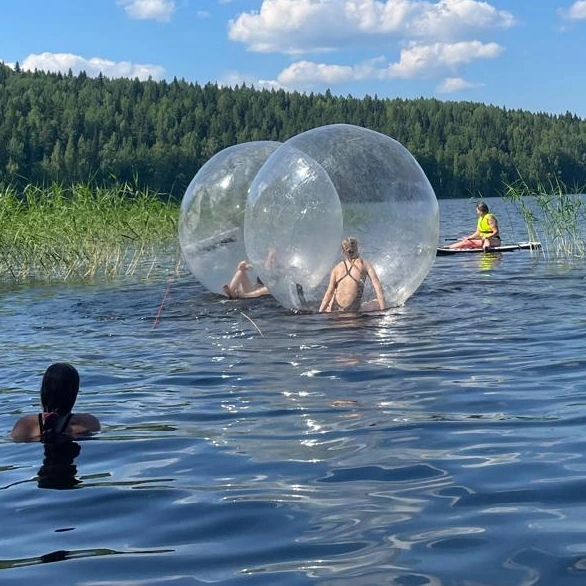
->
{"left": 152, "top": 256, "right": 183, "bottom": 328}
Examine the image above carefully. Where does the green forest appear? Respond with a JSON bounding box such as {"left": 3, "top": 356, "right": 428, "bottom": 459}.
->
{"left": 2, "top": 62, "right": 586, "bottom": 200}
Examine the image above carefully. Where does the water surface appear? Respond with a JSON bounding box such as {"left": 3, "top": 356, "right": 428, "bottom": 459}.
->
{"left": 2, "top": 197, "right": 586, "bottom": 586}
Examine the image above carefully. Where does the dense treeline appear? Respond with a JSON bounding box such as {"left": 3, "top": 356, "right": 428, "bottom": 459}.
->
{"left": 1, "top": 62, "right": 586, "bottom": 200}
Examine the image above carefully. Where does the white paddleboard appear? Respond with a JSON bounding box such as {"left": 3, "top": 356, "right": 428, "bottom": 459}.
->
{"left": 437, "top": 242, "right": 542, "bottom": 256}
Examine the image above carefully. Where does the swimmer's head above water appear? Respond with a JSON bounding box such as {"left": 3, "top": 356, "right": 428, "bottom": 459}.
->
{"left": 341, "top": 237, "right": 359, "bottom": 260}
{"left": 41, "top": 363, "right": 80, "bottom": 415}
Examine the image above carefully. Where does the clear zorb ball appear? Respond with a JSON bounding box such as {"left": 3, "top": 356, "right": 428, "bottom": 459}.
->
{"left": 179, "top": 141, "right": 281, "bottom": 294}
{"left": 245, "top": 124, "right": 439, "bottom": 311}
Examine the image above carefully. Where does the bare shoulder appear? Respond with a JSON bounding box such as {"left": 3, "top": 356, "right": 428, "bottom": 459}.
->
{"left": 70, "top": 413, "right": 101, "bottom": 434}
{"left": 10, "top": 414, "right": 40, "bottom": 442}
{"left": 364, "top": 259, "right": 382, "bottom": 282}
{"left": 331, "top": 261, "right": 345, "bottom": 277}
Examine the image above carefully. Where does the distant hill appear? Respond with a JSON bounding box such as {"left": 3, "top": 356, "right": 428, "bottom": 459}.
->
{"left": 1, "top": 63, "right": 585, "bottom": 199}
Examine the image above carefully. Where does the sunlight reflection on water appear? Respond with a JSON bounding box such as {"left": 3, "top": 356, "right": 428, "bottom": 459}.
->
{"left": 2, "top": 198, "right": 586, "bottom": 585}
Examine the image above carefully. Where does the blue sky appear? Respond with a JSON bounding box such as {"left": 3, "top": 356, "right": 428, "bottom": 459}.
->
{"left": 3, "top": 1, "right": 586, "bottom": 118}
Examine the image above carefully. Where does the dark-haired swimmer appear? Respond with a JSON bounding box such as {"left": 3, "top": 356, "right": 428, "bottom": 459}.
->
{"left": 10, "top": 363, "right": 101, "bottom": 442}
{"left": 319, "top": 237, "right": 386, "bottom": 313}
{"left": 222, "top": 261, "right": 270, "bottom": 299}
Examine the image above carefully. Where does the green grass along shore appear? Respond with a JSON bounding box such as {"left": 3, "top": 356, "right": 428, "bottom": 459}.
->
{"left": 1, "top": 178, "right": 584, "bottom": 283}
{"left": 0, "top": 182, "right": 179, "bottom": 282}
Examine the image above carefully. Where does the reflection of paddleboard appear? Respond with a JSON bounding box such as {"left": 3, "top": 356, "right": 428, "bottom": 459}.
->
{"left": 436, "top": 241, "right": 542, "bottom": 256}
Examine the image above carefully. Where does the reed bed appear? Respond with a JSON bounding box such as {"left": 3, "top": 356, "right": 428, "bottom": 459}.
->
{"left": 503, "top": 178, "right": 586, "bottom": 257}
{"left": 0, "top": 182, "right": 180, "bottom": 282}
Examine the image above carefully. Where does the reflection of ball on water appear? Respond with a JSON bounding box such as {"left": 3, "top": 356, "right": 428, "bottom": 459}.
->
{"left": 179, "top": 141, "right": 281, "bottom": 294}
{"left": 244, "top": 146, "right": 343, "bottom": 309}
{"left": 245, "top": 124, "right": 439, "bottom": 311}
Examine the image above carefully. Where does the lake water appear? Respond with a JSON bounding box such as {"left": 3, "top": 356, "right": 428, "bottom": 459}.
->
{"left": 2, "top": 197, "right": 586, "bottom": 586}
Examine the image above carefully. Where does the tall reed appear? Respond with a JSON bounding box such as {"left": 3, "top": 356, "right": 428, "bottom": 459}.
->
{"left": 0, "top": 182, "right": 179, "bottom": 281}
{"left": 503, "top": 177, "right": 586, "bottom": 257}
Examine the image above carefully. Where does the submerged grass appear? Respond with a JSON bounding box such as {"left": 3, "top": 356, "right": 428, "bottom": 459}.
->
{"left": 0, "top": 182, "right": 180, "bottom": 282}
{"left": 503, "top": 177, "right": 586, "bottom": 258}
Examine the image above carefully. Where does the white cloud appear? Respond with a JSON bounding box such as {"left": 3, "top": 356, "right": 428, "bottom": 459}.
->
{"left": 559, "top": 1, "right": 586, "bottom": 20}
{"left": 223, "top": 0, "right": 513, "bottom": 95}
{"left": 409, "top": 0, "right": 515, "bottom": 39}
{"left": 277, "top": 57, "right": 386, "bottom": 87}
{"left": 436, "top": 76, "right": 482, "bottom": 93}
{"left": 270, "top": 40, "right": 501, "bottom": 91}
{"left": 228, "top": 0, "right": 515, "bottom": 54}
{"left": 278, "top": 61, "right": 355, "bottom": 85}
{"left": 256, "top": 78, "right": 285, "bottom": 90}
{"left": 217, "top": 70, "right": 283, "bottom": 91}
{"left": 389, "top": 40, "right": 503, "bottom": 78}
{"left": 228, "top": 0, "right": 347, "bottom": 54}
{"left": 17, "top": 52, "right": 166, "bottom": 81}
{"left": 117, "top": 0, "right": 176, "bottom": 22}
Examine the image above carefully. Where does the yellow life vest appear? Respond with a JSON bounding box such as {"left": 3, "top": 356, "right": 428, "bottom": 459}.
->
{"left": 477, "top": 213, "right": 497, "bottom": 237}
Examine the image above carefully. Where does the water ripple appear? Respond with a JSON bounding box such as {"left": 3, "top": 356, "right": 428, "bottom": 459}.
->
{"left": 2, "top": 200, "right": 586, "bottom": 585}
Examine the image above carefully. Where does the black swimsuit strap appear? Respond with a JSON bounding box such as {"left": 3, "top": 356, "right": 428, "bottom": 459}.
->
{"left": 39, "top": 412, "right": 73, "bottom": 438}
{"left": 335, "top": 259, "right": 364, "bottom": 287}
{"left": 332, "top": 259, "right": 367, "bottom": 311}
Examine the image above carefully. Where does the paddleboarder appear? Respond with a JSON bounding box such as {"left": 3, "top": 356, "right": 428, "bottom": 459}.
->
{"left": 449, "top": 202, "right": 501, "bottom": 251}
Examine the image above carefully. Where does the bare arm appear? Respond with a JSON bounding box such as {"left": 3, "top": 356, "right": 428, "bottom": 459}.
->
{"left": 318, "top": 268, "right": 338, "bottom": 312}
{"left": 10, "top": 415, "right": 41, "bottom": 442}
{"left": 70, "top": 413, "right": 101, "bottom": 435}
{"left": 366, "top": 261, "right": 386, "bottom": 310}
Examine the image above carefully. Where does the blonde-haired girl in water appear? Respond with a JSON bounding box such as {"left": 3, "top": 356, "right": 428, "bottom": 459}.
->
{"left": 319, "top": 237, "right": 386, "bottom": 313}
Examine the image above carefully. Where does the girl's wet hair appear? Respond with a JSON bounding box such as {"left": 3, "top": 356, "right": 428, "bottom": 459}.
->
{"left": 41, "top": 363, "right": 79, "bottom": 415}
{"left": 341, "top": 237, "right": 359, "bottom": 259}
